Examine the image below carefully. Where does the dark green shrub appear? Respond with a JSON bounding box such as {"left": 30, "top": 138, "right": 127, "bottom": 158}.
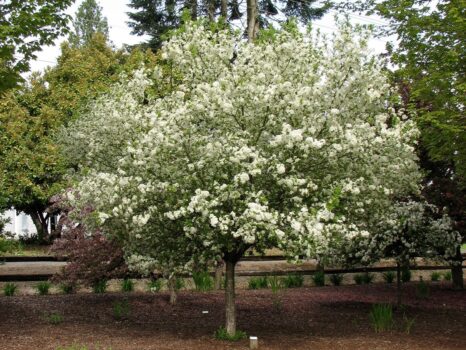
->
{"left": 36, "top": 281, "right": 51, "bottom": 295}
{"left": 282, "top": 274, "right": 304, "bottom": 288}
{"left": 121, "top": 278, "right": 134, "bottom": 292}
{"left": 382, "top": 271, "right": 395, "bottom": 283}
{"left": 312, "top": 271, "right": 325, "bottom": 286}
{"left": 192, "top": 270, "right": 214, "bottom": 291}
{"left": 330, "top": 273, "right": 343, "bottom": 286}
{"left": 430, "top": 272, "right": 441, "bottom": 282}
{"left": 214, "top": 326, "right": 247, "bottom": 341}
{"left": 92, "top": 279, "right": 107, "bottom": 294}
{"left": 248, "top": 276, "right": 268, "bottom": 289}
{"left": 3, "top": 282, "right": 17, "bottom": 296}
{"left": 401, "top": 268, "right": 411, "bottom": 283}
{"left": 370, "top": 304, "right": 393, "bottom": 333}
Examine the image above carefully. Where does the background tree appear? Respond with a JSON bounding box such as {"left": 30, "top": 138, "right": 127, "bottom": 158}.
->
{"left": 68, "top": 0, "right": 109, "bottom": 47}
{"left": 127, "top": 0, "right": 330, "bottom": 49}
{"left": 0, "top": 0, "right": 74, "bottom": 93}
{"left": 66, "top": 21, "right": 421, "bottom": 336}
{"left": 335, "top": 0, "right": 465, "bottom": 289}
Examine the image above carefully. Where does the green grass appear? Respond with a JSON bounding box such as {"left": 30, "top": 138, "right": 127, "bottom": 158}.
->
{"left": 382, "top": 271, "right": 395, "bottom": 283}
{"left": 443, "top": 271, "right": 452, "bottom": 281}
{"left": 430, "top": 272, "right": 441, "bottom": 282}
{"left": 148, "top": 278, "right": 163, "bottom": 293}
{"left": 112, "top": 300, "right": 130, "bottom": 320}
{"left": 214, "top": 326, "right": 247, "bottom": 341}
{"left": 312, "top": 271, "right": 325, "bottom": 286}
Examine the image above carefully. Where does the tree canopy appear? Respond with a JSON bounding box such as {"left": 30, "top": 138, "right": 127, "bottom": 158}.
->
{"left": 68, "top": 0, "right": 109, "bottom": 47}
{"left": 0, "top": 0, "right": 75, "bottom": 93}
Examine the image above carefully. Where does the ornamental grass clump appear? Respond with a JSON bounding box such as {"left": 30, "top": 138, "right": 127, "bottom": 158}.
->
{"left": 121, "top": 278, "right": 134, "bottom": 292}
{"left": 192, "top": 270, "right": 214, "bottom": 291}
{"left": 248, "top": 277, "right": 268, "bottom": 290}
{"left": 282, "top": 274, "right": 304, "bottom": 288}
{"left": 64, "top": 20, "right": 427, "bottom": 337}
{"left": 312, "top": 271, "right": 325, "bottom": 286}
{"left": 383, "top": 271, "right": 395, "bottom": 283}
{"left": 370, "top": 304, "right": 393, "bottom": 333}
{"left": 148, "top": 278, "right": 163, "bottom": 293}
{"left": 3, "top": 282, "right": 17, "bottom": 296}
{"left": 36, "top": 281, "right": 51, "bottom": 295}
{"left": 92, "top": 279, "right": 107, "bottom": 294}
{"left": 430, "top": 272, "right": 441, "bottom": 282}
{"left": 214, "top": 326, "right": 247, "bottom": 341}
{"left": 443, "top": 271, "right": 452, "bottom": 281}
{"left": 330, "top": 273, "right": 343, "bottom": 286}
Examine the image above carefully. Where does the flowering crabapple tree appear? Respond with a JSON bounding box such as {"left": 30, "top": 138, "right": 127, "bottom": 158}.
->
{"left": 65, "top": 21, "right": 422, "bottom": 335}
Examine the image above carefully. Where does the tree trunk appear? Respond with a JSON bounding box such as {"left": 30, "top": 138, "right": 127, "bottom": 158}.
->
{"left": 28, "top": 210, "right": 49, "bottom": 243}
{"left": 451, "top": 246, "right": 464, "bottom": 290}
{"left": 246, "top": 0, "right": 257, "bottom": 42}
{"left": 396, "top": 263, "right": 402, "bottom": 308}
{"left": 168, "top": 276, "right": 177, "bottom": 305}
{"left": 225, "top": 259, "right": 237, "bottom": 336}
{"left": 220, "top": 0, "right": 227, "bottom": 19}
{"left": 215, "top": 260, "right": 224, "bottom": 290}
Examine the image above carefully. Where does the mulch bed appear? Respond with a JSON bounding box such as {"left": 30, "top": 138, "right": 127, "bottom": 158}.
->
{"left": 0, "top": 282, "right": 465, "bottom": 350}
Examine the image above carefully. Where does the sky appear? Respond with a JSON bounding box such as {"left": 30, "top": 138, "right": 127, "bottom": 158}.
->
{"left": 30, "top": 0, "right": 390, "bottom": 74}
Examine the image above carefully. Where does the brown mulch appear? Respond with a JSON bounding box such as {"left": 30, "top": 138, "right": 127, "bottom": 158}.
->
{"left": 0, "top": 282, "right": 465, "bottom": 350}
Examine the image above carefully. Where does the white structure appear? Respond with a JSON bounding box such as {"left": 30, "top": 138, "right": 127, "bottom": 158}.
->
{"left": 1, "top": 209, "right": 37, "bottom": 238}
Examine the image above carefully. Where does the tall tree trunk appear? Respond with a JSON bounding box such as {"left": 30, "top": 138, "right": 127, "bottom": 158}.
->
{"left": 220, "top": 0, "right": 227, "bottom": 18}
{"left": 28, "top": 210, "right": 49, "bottom": 243}
{"left": 451, "top": 246, "right": 464, "bottom": 290}
{"left": 168, "top": 276, "right": 177, "bottom": 305}
{"left": 215, "top": 260, "right": 224, "bottom": 290}
{"left": 246, "top": 0, "right": 257, "bottom": 42}
{"left": 225, "top": 259, "right": 237, "bottom": 336}
{"left": 396, "top": 263, "right": 402, "bottom": 308}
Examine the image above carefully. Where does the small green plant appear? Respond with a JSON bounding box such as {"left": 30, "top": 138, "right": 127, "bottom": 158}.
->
{"left": 443, "top": 271, "right": 452, "bottom": 281}
{"left": 329, "top": 273, "right": 343, "bottom": 286}
{"left": 113, "top": 300, "right": 130, "bottom": 320}
{"left": 416, "top": 278, "right": 430, "bottom": 299}
{"left": 192, "top": 270, "right": 214, "bottom": 292}
{"left": 92, "top": 279, "right": 107, "bottom": 294}
{"left": 148, "top": 278, "right": 163, "bottom": 293}
{"left": 370, "top": 304, "right": 393, "bottom": 333}
{"left": 430, "top": 272, "right": 441, "bottom": 282}
{"left": 46, "top": 312, "right": 63, "bottom": 325}
{"left": 354, "top": 274, "right": 364, "bottom": 285}
{"left": 60, "top": 283, "right": 75, "bottom": 294}
{"left": 121, "top": 278, "right": 134, "bottom": 293}
{"left": 3, "top": 282, "right": 17, "bottom": 296}
{"left": 401, "top": 268, "right": 411, "bottom": 283}
{"left": 403, "top": 313, "right": 416, "bottom": 334}
{"left": 36, "top": 281, "right": 51, "bottom": 295}
{"left": 383, "top": 271, "right": 395, "bottom": 283}
{"left": 214, "top": 326, "right": 247, "bottom": 341}
{"left": 312, "top": 270, "right": 325, "bottom": 286}
{"left": 269, "top": 276, "right": 283, "bottom": 310}
{"left": 248, "top": 276, "right": 268, "bottom": 289}
{"left": 362, "top": 272, "right": 374, "bottom": 284}
{"left": 282, "top": 274, "right": 304, "bottom": 288}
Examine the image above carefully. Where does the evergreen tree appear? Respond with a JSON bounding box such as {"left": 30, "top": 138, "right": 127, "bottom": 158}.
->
{"left": 127, "top": 0, "right": 330, "bottom": 50}
{"left": 68, "top": 0, "right": 109, "bottom": 47}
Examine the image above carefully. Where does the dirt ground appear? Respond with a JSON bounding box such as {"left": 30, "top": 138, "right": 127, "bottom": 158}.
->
{"left": 0, "top": 282, "right": 465, "bottom": 350}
